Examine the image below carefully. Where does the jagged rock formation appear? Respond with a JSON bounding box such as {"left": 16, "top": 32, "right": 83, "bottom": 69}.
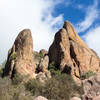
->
{"left": 40, "top": 49, "right": 48, "bottom": 56}
{"left": 82, "top": 73, "right": 100, "bottom": 100}
{"left": 37, "top": 55, "right": 49, "bottom": 72}
{"left": 3, "top": 21, "right": 100, "bottom": 84}
{"left": 3, "top": 29, "right": 36, "bottom": 78}
{"left": 36, "top": 71, "right": 51, "bottom": 83}
{"left": 48, "top": 21, "right": 100, "bottom": 81}
{"left": 33, "top": 49, "right": 50, "bottom": 82}
{"left": 33, "top": 49, "right": 49, "bottom": 73}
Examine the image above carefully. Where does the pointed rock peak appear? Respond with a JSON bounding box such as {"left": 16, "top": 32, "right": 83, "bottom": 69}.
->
{"left": 63, "top": 21, "right": 75, "bottom": 31}
{"left": 63, "top": 21, "right": 72, "bottom": 28}
{"left": 63, "top": 21, "right": 89, "bottom": 49}
{"left": 3, "top": 29, "right": 36, "bottom": 78}
{"left": 20, "top": 29, "right": 31, "bottom": 34}
{"left": 49, "top": 21, "right": 100, "bottom": 83}
{"left": 16, "top": 29, "right": 32, "bottom": 39}
{"left": 63, "top": 21, "right": 78, "bottom": 40}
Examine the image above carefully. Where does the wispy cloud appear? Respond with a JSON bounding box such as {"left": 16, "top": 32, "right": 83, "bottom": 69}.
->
{"left": 76, "top": 0, "right": 99, "bottom": 33}
{"left": 83, "top": 25, "right": 100, "bottom": 56}
{"left": 65, "top": 0, "right": 71, "bottom": 7}
{"left": 77, "top": 4, "right": 84, "bottom": 9}
{"left": 0, "top": 0, "right": 64, "bottom": 64}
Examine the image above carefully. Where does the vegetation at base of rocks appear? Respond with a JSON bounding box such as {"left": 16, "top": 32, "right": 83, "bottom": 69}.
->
{"left": 12, "top": 74, "right": 24, "bottom": 85}
{"left": 0, "top": 76, "right": 34, "bottom": 100}
{"left": 0, "top": 69, "right": 84, "bottom": 100}
{"left": 0, "top": 61, "right": 84, "bottom": 100}
{"left": 25, "top": 79, "right": 43, "bottom": 96}
{"left": 34, "top": 52, "right": 44, "bottom": 59}
{"left": 10, "top": 52, "right": 17, "bottom": 60}
{"left": 81, "top": 70, "right": 95, "bottom": 79}
{"left": 25, "top": 74, "right": 84, "bottom": 100}
{"left": 39, "top": 53, "right": 44, "bottom": 58}
{"left": 1, "top": 60, "right": 7, "bottom": 68}
{"left": 0, "top": 68, "right": 3, "bottom": 77}
{"left": 49, "top": 61, "right": 61, "bottom": 76}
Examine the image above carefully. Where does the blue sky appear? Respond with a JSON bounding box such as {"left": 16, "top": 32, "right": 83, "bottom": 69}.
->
{"left": 0, "top": 0, "right": 100, "bottom": 64}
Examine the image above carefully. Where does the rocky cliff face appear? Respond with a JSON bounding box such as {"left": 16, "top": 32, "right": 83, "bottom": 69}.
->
{"left": 3, "top": 29, "right": 36, "bottom": 78}
{"left": 3, "top": 21, "right": 100, "bottom": 83}
{"left": 48, "top": 21, "right": 100, "bottom": 81}
{"left": 82, "top": 73, "right": 100, "bottom": 100}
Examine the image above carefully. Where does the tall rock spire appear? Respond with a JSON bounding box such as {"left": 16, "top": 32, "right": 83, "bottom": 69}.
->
{"left": 3, "top": 29, "right": 36, "bottom": 78}
{"left": 48, "top": 21, "right": 100, "bottom": 81}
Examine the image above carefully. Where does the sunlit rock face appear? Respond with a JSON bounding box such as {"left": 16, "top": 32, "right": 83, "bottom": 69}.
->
{"left": 48, "top": 21, "right": 100, "bottom": 82}
{"left": 3, "top": 29, "right": 36, "bottom": 78}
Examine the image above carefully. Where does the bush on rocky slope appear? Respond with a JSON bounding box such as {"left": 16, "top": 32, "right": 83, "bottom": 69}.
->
{"left": 0, "top": 76, "right": 34, "bottom": 100}
{"left": 81, "top": 70, "right": 95, "bottom": 80}
{"left": 0, "top": 68, "right": 3, "bottom": 77}
{"left": 25, "top": 74, "right": 84, "bottom": 100}
{"left": 49, "top": 61, "right": 62, "bottom": 76}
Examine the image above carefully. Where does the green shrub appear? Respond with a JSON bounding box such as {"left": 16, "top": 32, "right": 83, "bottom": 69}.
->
{"left": 12, "top": 74, "right": 23, "bottom": 85}
{"left": 0, "top": 77, "right": 33, "bottom": 100}
{"left": 50, "top": 68, "right": 61, "bottom": 76}
{"left": 39, "top": 53, "right": 44, "bottom": 58}
{"left": 49, "top": 62, "right": 61, "bottom": 76}
{"left": 42, "top": 74, "right": 83, "bottom": 100}
{"left": 10, "top": 52, "right": 17, "bottom": 60}
{"left": 34, "top": 52, "right": 44, "bottom": 59}
{"left": 49, "top": 61, "right": 55, "bottom": 69}
{"left": 25, "top": 74, "right": 83, "bottom": 100}
{"left": 81, "top": 70, "right": 95, "bottom": 79}
{"left": 25, "top": 79, "right": 43, "bottom": 96}
{"left": 0, "top": 68, "right": 3, "bottom": 77}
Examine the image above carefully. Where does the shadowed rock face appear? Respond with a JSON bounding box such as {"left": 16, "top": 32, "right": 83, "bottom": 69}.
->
{"left": 3, "top": 29, "right": 36, "bottom": 78}
{"left": 48, "top": 21, "right": 100, "bottom": 81}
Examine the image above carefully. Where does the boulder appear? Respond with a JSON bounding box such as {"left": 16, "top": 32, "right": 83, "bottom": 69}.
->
{"left": 33, "top": 51, "right": 41, "bottom": 68}
{"left": 34, "top": 96, "right": 48, "bottom": 100}
{"left": 3, "top": 29, "right": 36, "bottom": 78}
{"left": 70, "top": 97, "right": 81, "bottom": 100}
{"left": 33, "top": 50, "right": 49, "bottom": 73}
{"left": 37, "top": 55, "right": 49, "bottom": 73}
{"left": 48, "top": 21, "right": 100, "bottom": 81}
{"left": 93, "top": 95, "right": 100, "bottom": 100}
{"left": 36, "top": 71, "right": 51, "bottom": 83}
{"left": 39, "top": 49, "right": 48, "bottom": 56}
{"left": 82, "top": 73, "right": 100, "bottom": 100}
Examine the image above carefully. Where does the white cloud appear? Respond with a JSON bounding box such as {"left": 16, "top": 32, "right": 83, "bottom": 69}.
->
{"left": 0, "top": 0, "right": 64, "bottom": 64}
{"left": 83, "top": 26, "right": 100, "bottom": 56}
{"left": 65, "top": 0, "right": 71, "bottom": 7}
{"left": 77, "top": 4, "right": 84, "bottom": 9}
{"left": 76, "top": 0, "right": 99, "bottom": 33}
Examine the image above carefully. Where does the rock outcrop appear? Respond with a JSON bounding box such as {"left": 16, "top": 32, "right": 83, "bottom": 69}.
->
{"left": 34, "top": 96, "right": 48, "bottom": 100}
{"left": 70, "top": 97, "right": 81, "bottom": 100}
{"left": 37, "top": 55, "right": 49, "bottom": 72}
{"left": 36, "top": 71, "right": 51, "bottom": 83}
{"left": 33, "top": 49, "right": 51, "bottom": 82}
{"left": 3, "top": 29, "right": 36, "bottom": 78}
{"left": 40, "top": 49, "right": 48, "bottom": 57}
{"left": 33, "top": 49, "right": 49, "bottom": 73}
{"left": 48, "top": 21, "right": 100, "bottom": 81}
{"left": 82, "top": 73, "right": 100, "bottom": 100}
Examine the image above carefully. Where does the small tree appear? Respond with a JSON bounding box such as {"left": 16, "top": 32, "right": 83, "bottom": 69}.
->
{"left": 49, "top": 62, "right": 61, "bottom": 76}
{"left": 81, "top": 70, "right": 95, "bottom": 79}
{"left": 0, "top": 68, "right": 3, "bottom": 77}
{"left": 10, "top": 52, "right": 17, "bottom": 60}
{"left": 12, "top": 74, "right": 23, "bottom": 85}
